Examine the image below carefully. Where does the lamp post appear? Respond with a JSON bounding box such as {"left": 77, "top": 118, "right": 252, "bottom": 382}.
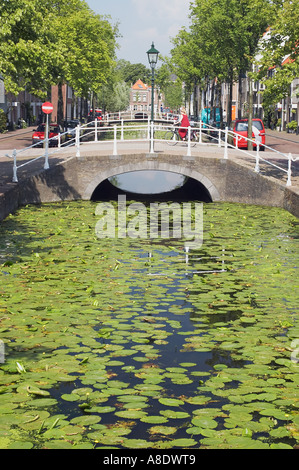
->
{"left": 147, "top": 42, "right": 159, "bottom": 123}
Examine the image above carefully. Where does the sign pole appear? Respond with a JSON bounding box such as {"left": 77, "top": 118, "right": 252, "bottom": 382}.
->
{"left": 44, "top": 113, "right": 49, "bottom": 169}
{"left": 41, "top": 102, "right": 53, "bottom": 170}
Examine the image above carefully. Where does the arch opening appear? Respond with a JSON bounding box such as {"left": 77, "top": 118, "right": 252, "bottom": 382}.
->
{"left": 91, "top": 170, "right": 213, "bottom": 202}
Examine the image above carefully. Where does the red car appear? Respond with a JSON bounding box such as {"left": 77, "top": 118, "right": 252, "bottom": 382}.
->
{"left": 32, "top": 123, "right": 63, "bottom": 147}
{"left": 233, "top": 118, "right": 265, "bottom": 150}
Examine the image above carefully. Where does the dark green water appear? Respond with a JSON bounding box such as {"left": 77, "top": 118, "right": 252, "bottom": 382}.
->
{"left": 0, "top": 200, "right": 298, "bottom": 449}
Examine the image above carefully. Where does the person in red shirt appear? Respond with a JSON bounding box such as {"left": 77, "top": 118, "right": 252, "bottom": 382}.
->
{"left": 176, "top": 107, "right": 190, "bottom": 140}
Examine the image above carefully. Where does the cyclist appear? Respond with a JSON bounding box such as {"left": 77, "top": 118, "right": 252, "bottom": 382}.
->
{"left": 175, "top": 107, "right": 190, "bottom": 140}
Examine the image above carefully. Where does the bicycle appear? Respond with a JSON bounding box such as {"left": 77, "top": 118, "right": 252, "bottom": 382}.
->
{"left": 163, "top": 126, "right": 198, "bottom": 147}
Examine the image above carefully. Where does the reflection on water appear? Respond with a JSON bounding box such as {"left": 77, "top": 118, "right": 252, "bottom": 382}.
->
{"left": 109, "top": 171, "right": 186, "bottom": 194}
{"left": 93, "top": 171, "right": 212, "bottom": 202}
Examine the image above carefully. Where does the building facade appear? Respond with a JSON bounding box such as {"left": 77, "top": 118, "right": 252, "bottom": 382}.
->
{"left": 129, "top": 79, "right": 161, "bottom": 114}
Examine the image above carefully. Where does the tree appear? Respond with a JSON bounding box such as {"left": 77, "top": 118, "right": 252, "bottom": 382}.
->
{"left": 254, "top": 0, "right": 299, "bottom": 125}
{"left": 116, "top": 61, "right": 151, "bottom": 85}
{"left": 100, "top": 81, "right": 130, "bottom": 112}
{"left": 169, "top": 0, "right": 272, "bottom": 138}
{"left": 189, "top": 0, "right": 272, "bottom": 130}
{"left": 0, "top": 0, "right": 118, "bottom": 104}
{"left": 163, "top": 80, "right": 184, "bottom": 111}
{"left": 169, "top": 28, "right": 208, "bottom": 116}
{"left": 0, "top": 0, "right": 63, "bottom": 97}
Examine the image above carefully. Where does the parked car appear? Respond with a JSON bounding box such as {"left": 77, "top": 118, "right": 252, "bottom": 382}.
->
{"left": 64, "top": 119, "right": 80, "bottom": 141}
{"left": 32, "top": 124, "right": 63, "bottom": 147}
{"left": 233, "top": 118, "right": 265, "bottom": 150}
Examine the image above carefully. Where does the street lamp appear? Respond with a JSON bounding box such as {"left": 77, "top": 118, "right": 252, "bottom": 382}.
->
{"left": 147, "top": 42, "right": 159, "bottom": 123}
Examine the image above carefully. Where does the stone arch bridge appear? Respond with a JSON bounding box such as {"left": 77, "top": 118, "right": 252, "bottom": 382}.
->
{"left": 0, "top": 144, "right": 298, "bottom": 220}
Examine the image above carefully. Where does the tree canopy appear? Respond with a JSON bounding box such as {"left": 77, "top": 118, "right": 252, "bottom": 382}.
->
{"left": 0, "top": 0, "right": 118, "bottom": 98}
{"left": 169, "top": 0, "right": 273, "bottom": 123}
{"left": 254, "top": 0, "right": 299, "bottom": 108}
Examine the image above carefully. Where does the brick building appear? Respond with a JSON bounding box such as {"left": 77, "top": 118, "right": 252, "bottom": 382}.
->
{"left": 129, "top": 79, "right": 161, "bottom": 115}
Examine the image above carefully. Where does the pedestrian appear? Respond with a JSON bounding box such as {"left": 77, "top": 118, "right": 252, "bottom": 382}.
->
{"left": 176, "top": 107, "right": 190, "bottom": 140}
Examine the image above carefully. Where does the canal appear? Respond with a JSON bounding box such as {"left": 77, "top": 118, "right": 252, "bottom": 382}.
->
{"left": 0, "top": 171, "right": 298, "bottom": 449}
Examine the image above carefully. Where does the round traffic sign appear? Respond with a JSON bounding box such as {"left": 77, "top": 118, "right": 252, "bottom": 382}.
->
{"left": 42, "top": 102, "right": 53, "bottom": 114}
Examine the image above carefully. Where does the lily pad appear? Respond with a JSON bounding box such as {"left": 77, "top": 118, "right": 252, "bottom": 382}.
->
{"left": 158, "top": 398, "right": 185, "bottom": 407}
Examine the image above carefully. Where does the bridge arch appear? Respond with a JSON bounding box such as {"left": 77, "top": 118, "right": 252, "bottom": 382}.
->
{"left": 82, "top": 161, "right": 221, "bottom": 201}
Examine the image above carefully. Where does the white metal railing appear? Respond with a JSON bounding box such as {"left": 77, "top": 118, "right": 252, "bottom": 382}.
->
{"left": 3, "top": 119, "right": 298, "bottom": 187}
{"left": 103, "top": 110, "right": 179, "bottom": 122}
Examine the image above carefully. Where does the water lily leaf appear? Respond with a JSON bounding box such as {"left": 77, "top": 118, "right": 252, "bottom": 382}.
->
{"left": 158, "top": 398, "right": 184, "bottom": 407}
{"left": 148, "top": 426, "right": 177, "bottom": 435}
{"left": 140, "top": 416, "right": 168, "bottom": 424}
{"left": 115, "top": 410, "right": 148, "bottom": 419}
{"left": 171, "top": 438, "right": 197, "bottom": 447}
{"left": 191, "top": 417, "right": 218, "bottom": 429}
{"left": 70, "top": 415, "right": 102, "bottom": 426}
{"left": 160, "top": 410, "right": 190, "bottom": 419}
{"left": 61, "top": 393, "right": 80, "bottom": 402}
{"left": 122, "top": 439, "right": 150, "bottom": 449}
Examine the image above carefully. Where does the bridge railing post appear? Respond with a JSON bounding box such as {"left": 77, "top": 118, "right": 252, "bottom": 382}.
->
{"left": 187, "top": 126, "right": 191, "bottom": 157}
{"left": 121, "top": 119, "right": 124, "bottom": 141}
{"left": 76, "top": 125, "right": 80, "bottom": 157}
{"left": 95, "top": 119, "right": 98, "bottom": 142}
{"left": 224, "top": 127, "right": 228, "bottom": 159}
{"left": 12, "top": 149, "right": 18, "bottom": 182}
{"left": 287, "top": 153, "right": 292, "bottom": 186}
{"left": 255, "top": 143, "right": 260, "bottom": 173}
{"left": 113, "top": 125, "right": 118, "bottom": 156}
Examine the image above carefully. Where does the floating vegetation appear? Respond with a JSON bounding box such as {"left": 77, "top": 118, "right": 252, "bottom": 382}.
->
{"left": 0, "top": 201, "right": 298, "bottom": 449}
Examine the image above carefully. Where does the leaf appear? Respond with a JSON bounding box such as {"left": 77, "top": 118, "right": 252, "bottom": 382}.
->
{"left": 158, "top": 398, "right": 184, "bottom": 407}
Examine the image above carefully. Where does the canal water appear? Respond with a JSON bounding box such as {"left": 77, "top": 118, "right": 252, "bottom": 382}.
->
{"left": 0, "top": 173, "right": 298, "bottom": 449}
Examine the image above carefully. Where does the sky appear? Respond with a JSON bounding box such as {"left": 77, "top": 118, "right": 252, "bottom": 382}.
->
{"left": 86, "top": 0, "right": 191, "bottom": 65}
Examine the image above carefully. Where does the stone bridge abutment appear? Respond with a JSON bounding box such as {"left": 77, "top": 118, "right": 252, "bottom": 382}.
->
{"left": 1, "top": 151, "right": 298, "bottom": 220}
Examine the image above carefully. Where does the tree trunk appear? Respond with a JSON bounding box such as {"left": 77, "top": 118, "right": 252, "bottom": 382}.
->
{"left": 57, "top": 81, "right": 64, "bottom": 126}
{"left": 238, "top": 73, "right": 243, "bottom": 119}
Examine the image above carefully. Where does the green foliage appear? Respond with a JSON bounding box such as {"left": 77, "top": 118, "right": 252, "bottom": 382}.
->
{"left": 286, "top": 120, "right": 298, "bottom": 131}
{"left": 0, "top": 109, "right": 7, "bottom": 133}
{"left": 170, "top": 0, "right": 272, "bottom": 122}
{"left": 0, "top": 0, "right": 118, "bottom": 98}
{"left": 0, "top": 201, "right": 298, "bottom": 449}
{"left": 116, "top": 61, "right": 151, "bottom": 85}
{"left": 163, "top": 81, "right": 183, "bottom": 110}
{"left": 254, "top": 0, "right": 299, "bottom": 107}
{"left": 101, "top": 81, "right": 130, "bottom": 112}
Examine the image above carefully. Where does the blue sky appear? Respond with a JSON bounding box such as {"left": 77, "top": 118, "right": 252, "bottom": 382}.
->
{"left": 86, "top": 0, "right": 191, "bottom": 65}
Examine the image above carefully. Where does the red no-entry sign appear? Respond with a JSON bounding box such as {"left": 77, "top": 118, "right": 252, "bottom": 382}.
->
{"left": 42, "top": 102, "right": 53, "bottom": 114}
